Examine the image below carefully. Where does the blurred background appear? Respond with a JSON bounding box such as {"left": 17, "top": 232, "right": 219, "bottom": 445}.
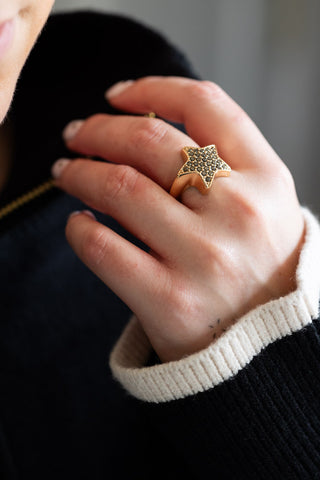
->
{"left": 53, "top": 0, "right": 320, "bottom": 212}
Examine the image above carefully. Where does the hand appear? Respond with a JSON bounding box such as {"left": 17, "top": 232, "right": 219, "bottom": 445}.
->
{"left": 52, "top": 76, "right": 305, "bottom": 362}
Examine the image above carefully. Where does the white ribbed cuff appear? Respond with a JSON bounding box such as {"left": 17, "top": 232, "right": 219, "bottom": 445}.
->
{"left": 109, "top": 208, "right": 320, "bottom": 403}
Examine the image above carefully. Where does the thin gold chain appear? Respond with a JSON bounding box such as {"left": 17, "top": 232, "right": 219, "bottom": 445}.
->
{"left": 0, "top": 178, "right": 55, "bottom": 220}
{"left": 0, "top": 114, "right": 156, "bottom": 222}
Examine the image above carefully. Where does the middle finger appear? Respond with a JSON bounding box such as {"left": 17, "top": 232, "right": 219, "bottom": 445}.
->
{"left": 63, "top": 114, "right": 198, "bottom": 192}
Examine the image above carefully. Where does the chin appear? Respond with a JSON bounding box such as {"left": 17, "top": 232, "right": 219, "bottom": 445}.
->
{"left": 0, "top": 80, "right": 17, "bottom": 124}
{"left": 0, "top": 2, "right": 54, "bottom": 124}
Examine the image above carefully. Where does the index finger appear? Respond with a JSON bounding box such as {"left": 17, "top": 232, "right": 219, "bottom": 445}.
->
{"left": 106, "top": 76, "right": 280, "bottom": 171}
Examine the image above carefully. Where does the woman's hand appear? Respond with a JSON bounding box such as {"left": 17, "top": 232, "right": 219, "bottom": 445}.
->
{"left": 52, "top": 76, "right": 304, "bottom": 362}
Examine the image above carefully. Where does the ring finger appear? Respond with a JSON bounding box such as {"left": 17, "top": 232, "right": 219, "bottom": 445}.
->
{"left": 52, "top": 157, "right": 196, "bottom": 261}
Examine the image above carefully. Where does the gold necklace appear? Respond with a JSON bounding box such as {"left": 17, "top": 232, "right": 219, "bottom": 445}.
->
{"left": 0, "top": 113, "right": 157, "bottom": 221}
{"left": 0, "top": 178, "right": 55, "bottom": 220}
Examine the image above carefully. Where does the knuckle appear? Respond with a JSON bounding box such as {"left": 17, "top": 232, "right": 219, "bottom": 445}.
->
{"left": 129, "top": 118, "right": 168, "bottom": 150}
{"left": 86, "top": 113, "right": 108, "bottom": 128}
{"left": 165, "top": 280, "right": 199, "bottom": 321}
{"left": 194, "top": 232, "right": 221, "bottom": 268}
{"left": 81, "top": 224, "right": 109, "bottom": 267}
{"left": 276, "top": 162, "right": 295, "bottom": 190}
{"left": 229, "top": 105, "right": 250, "bottom": 126}
{"left": 65, "top": 219, "right": 110, "bottom": 268}
{"left": 186, "top": 80, "right": 226, "bottom": 103}
{"left": 102, "top": 164, "right": 141, "bottom": 202}
{"left": 230, "top": 188, "right": 260, "bottom": 221}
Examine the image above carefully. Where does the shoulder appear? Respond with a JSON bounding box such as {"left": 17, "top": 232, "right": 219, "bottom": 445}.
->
{"left": 44, "top": 11, "right": 171, "bottom": 49}
{"left": 8, "top": 11, "right": 197, "bottom": 201}
{"left": 21, "top": 11, "right": 197, "bottom": 90}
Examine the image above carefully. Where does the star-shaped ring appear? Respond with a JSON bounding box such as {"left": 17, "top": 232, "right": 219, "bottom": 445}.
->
{"left": 170, "top": 145, "right": 231, "bottom": 198}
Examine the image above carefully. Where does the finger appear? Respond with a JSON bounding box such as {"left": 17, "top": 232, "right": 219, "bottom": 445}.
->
{"left": 53, "top": 158, "right": 195, "bottom": 259}
{"left": 105, "top": 76, "right": 279, "bottom": 170}
{"left": 66, "top": 211, "right": 167, "bottom": 320}
{"left": 64, "top": 114, "right": 197, "bottom": 191}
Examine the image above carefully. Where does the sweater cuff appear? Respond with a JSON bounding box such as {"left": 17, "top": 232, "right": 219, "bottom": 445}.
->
{"left": 109, "top": 208, "right": 320, "bottom": 403}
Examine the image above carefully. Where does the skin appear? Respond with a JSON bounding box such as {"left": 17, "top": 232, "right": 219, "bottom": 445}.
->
{"left": 0, "top": 3, "right": 305, "bottom": 364}
{"left": 0, "top": 0, "right": 54, "bottom": 122}
{"left": 0, "top": 0, "right": 54, "bottom": 186}
{"left": 52, "top": 77, "right": 305, "bottom": 362}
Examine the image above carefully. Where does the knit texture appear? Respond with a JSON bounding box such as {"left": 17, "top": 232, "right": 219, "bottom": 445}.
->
{"left": 141, "top": 318, "right": 320, "bottom": 478}
{"left": 0, "top": 11, "right": 199, "bottom": 480}
{"left": 110, "top": 208, "right": 320, "bottom": 402}
{"left": 2, "top": 10, "right": 320, "bottom": 480}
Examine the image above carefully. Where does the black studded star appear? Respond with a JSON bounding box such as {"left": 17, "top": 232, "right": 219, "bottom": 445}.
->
{"left": 178, "top": 145, "right": 231, "bottom": 191}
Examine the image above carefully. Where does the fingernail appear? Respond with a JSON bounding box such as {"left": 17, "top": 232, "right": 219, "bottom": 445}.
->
{"left": 63, "top": 120, "right": 84, "bottom": 142}
{"left": 68, "top": 211, "right": 81, "bottom": 219}
{"left": 105, "top": 80, "right": 134, "bottom": 99}
{"left": 51, "top": 158, "right": 71, "bottom": 179}
{"left": 68, "top": 210, "right": 96, "bottom": 220}
{"left": 82, "top": 210, "right": 96, "bottom": 220}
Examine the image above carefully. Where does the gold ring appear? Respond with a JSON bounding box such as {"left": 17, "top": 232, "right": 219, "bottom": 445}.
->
{"left": 170, "top": 145, "right": 231, "bottom": 198}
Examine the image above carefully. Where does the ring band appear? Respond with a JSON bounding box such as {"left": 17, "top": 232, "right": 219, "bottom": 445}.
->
{"left": 170, "top": 145, "right": 231, "bottom": 198}
{"left": 144, "top": 112, "right": 156, "bottom": 118}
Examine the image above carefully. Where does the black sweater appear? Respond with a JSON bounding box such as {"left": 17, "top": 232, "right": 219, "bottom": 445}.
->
{"left": 0, "top": 11, "right": 320, "bottom": 480}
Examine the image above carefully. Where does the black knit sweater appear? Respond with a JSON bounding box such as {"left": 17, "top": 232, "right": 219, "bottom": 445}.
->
{"left": 0, "top": 11, "right": 320, "bottom": 480}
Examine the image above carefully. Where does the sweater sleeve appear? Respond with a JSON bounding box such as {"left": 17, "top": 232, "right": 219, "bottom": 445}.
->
{"left": 109, "top": 207, "right": 320, "bottom": 479}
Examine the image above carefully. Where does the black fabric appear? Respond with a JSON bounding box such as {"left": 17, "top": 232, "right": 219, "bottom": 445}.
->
{"left": 143, "top": 319, "right": 320, "bottom": 479}
{"left": 1, "top": 10, "right": 197, "bottom": 207}
{"left": 1, "top": 10, "right": 320, "bottom": 480}
{"left": 0, "top": 11, "right": 197, "bottom": 480}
